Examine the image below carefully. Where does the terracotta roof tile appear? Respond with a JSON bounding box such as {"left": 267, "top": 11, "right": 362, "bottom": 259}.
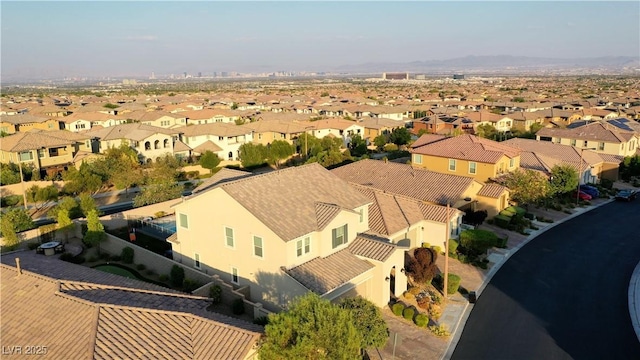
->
{"left": 411, "top": 134, "right": 520, "bottom": 164}
{"left": 536, "top": 122, "right": 634, "bottom": 143}
{"left": 477, "top": 183, "right": 508, "bottom": 198}
{"left": 0, "top": 130, "right": 91, "bottom": 152}
{"left": 284, "top": 250, "right": 374, "bottom": 294}
{"left": 410, "top": 134, "right": 447, "bottom": 148}
{"left": 349, "top": 233, "right": 398, "bottom": 262}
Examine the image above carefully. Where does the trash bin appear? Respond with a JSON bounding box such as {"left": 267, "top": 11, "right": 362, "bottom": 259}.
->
{"left": 468, "top": 291, "right": 477, "bottom": 304}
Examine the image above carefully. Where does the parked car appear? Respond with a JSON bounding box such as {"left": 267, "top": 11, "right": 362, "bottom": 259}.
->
{"left": 615, "top": 189, "right": 638, "bottom": 202}
{"left": 573, "top": 191, "right": 593, "bottom": 201}
{"left": 579, "top": 185, "right": 600, "bottom": 198}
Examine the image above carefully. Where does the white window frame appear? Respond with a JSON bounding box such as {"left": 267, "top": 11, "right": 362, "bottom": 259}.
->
{"left": 225, "top": 227, "right": 235, "bottom": 248}
{"left": 296, "top": 237, "right": 311, "bottom": 257}
{"left": 332, "top": 224, "right": 348, "bottom": 249}
{"left": 469, "top": 161, "right": 477, "bottom": 175}
{"left": 509, "top": 158, "right": 515, "bottom": 168}
{"left": 414, "top": 154, "right": 422, "bottom": 164}
{"left": 448, "top": 159, "right": 456, "bottom": 172}
{"left": 231, "top": 267, "right": 239, "bottom": 285}
{"left": 194, "top": 253, "right": 200, "bottom": 269}
{"left": 359, "top": 209, "right": 364, "bottom": 223}
{"left": 253, "top": 235, "right": 263, "bottom": 259}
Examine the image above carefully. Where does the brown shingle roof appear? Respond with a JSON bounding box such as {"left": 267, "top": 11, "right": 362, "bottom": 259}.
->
{"left": 536, "top": 122, "right": 633, "bottom": 143}
{"left": 410, "top": 134, "right": 447, "bottom": 149}
{"left": 0, "top": 113, "right": 52, "bottom": 124}
{"left": 284, "top": 249, "right": 374, "bottom": 294}
{"left": 504, "top": 138, "right": 603, "bottom": 171}
{"left": 0, "top": 130, "right": 91, "bottom": 152}
{"left": 84, "top": 123, "right": 180, "bottom": 141}
{"left": 331, "top": 159, "right": 476, "bottom": 205}
{"left": 411, "top": 134, "right": 520, "bottom": 164}
{"left": 180, "top": 122, "right": 251, "bottom": 137}
{"left": 191, "top": 167, "right": 253, "bottom": 195}
{"left": 477, "top": 183, "right": 509, "bottom": 198}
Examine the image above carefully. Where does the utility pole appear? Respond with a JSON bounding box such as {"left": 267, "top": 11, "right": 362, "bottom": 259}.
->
{"left": 444, "top": 202, "right": 450, "bottom": 299}
{"left": 17, "top": 159, "right": 28, "bottom": 210}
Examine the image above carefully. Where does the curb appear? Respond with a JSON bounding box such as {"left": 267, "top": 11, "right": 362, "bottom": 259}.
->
{"left": 441, "top": 199, "right": 614, "bottom": 359}
{"left": 628, "top": 261, "right": 640, "bottom": 343}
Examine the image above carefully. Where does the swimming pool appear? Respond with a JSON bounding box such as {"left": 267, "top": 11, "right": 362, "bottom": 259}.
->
{"left": 149, "top": 216, "right": 177, "bottom": 233}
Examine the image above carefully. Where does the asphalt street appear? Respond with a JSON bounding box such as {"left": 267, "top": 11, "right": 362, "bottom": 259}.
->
{"left": 452, "top": 199, "right": 640, "bottom": 360}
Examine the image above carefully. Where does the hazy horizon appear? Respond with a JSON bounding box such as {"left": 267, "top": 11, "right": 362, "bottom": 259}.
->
{"left": 2, "top": 1, "right": 639, "bottom": 79}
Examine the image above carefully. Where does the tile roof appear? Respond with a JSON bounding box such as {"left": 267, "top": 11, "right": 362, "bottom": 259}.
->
{"left": 536, "top": 122, "right": 634, "bottom": 143}
{"left": 410, "top": 134, "right": 447, "bottom": 149}
{"left": 1, "top": 263, "right": 261, "bottom": 360}
{"left": 299, "top": 118, "right": 362, "bottom": 131}
{"left": 191, "top": 167, "right": 253, "bottom": 195}
{"left": 200, "top": 163, "right": 371, "bottom": 241}
{"left": 358, "top": 117, "right": 407, "bottom": 130}
{"left": 349, "top": 233, "right": 400, "bottom": 262}
{"left": 242, "top": 120, "right": 310, "bottom": 134}
{"left": 0, "top": 130, "right": 91, "bottom": 152}
{"left": 192, "top": 140, "right": 223, "bottom": 154}
{"left": 477, "top": 183, "right": 509, "bottom": 198}
{"left": 0, "top": 113, "right": 52, "bottom": 124}
{"left": 283, "top": 249, "right": 374, "bottom": 294}
{"left": 173, "top": 139, "right": 192, "bottom": 152}
{"left": 84, "top": 123, "right": 180, "bottom": 141}
{"left": 411, "top": 134, "right": 520, "bottom": 164}
{"left": 180, "top": 122, "right": 252, "bottom": 137}
{"left": 331, "top": 159, "right": 477, "bottom": 205}
{"left": 315, "top": 202, "right": 344, "bottom": 230}
{"left": 503, "top": 138, "right": 603, "bottom": 171}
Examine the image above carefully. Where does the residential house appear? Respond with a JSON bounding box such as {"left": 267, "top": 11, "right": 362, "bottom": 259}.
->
{"left": 59, "top": 112, "right": 130, "bottom": 132}
{"left": 301, "top": 118, "right": 365, "bottom": 147}
{"left": 128, "top": 110, "right": 187, "bottom": 128}
{"left": 504, "top": 137, "right": 620, "bottom": 183}
{"left": 0, "top": 254, "right": 261, "bottom": 360}
{"left": 180, "top": 123, "right": 253, "bottom": 161}
{"left": 172, "top": 164, "right": 408, "bottom": 310}
{"left": 84, "top": 123, "right": 181, "bottom": 163}
{"left": 242, "top": 120, "right": 309, "bottom": 146}
{"left": 0, "top": 114, "right": 60, "bottom": 134}
{"left": 462, "top": 111, "right": 515, "bottom": 132}
{"left": 410, "top": 134, "right": 521, "bottom": 183}
{"left": 536, "top": 122, "right": 639, "bottom": 157}
{"left": 509, "top": 111, "right": 546, "bottom": 131}
{"left": 182, "top": 109, "right": 241, "bottom": 125}
{"left": 0, "top": 130, "right": 92, "bottom": 177}
{"left": 358, "top": 117, "right": 407, "bottom": 143}
{"left": 411, "top": 116, "right": 455, "bottom": 135}
{"left": 331, "top": 159, "right": 510, "bottom": 218}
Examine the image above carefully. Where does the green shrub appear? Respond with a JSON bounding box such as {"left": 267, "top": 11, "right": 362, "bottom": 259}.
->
{"left": 145, "top": 269, "right": 156, "bottom": 276}
{"left": 121, "top": 247, "right": 134, "bottom": 264}
{"left": 448, "top": 239, "right": 459, "bottom": 255}
{"left": 59, "top": 253, "right": 85, "bottom": 264}
{"left": 403, "top": 291, "right": 415, "bottom": 300}
{"left": 432, "top": 245, "right": 442, "bottom": 254}
{"left": 496, "top": 237, "right": 508, "bottom": 249}
{"left": 170, "top": 265, "right": 185, "bottom": 287}
{"left": 383, "top": 143, "right": 399, "bottom": 152}
{"left": 158, "top": 274, "right": 169, "bottom": 282}
{"left": 403, "top": 307, "right": 415, "bottom": 321}
{"left": 414, "top": 314, "right": 429, "bottom": 327}
{"left": 429, "top": 324, "right": 450, "bottom": 337}
{"left": 253, "top": 316, "right": 269, "bottom": 326}
{"left": 421, "top": 242, "right": 431, "bottom": 248}
{"left": 447, "top": 274, "right": 461, "bottom": 295}
{"left": 391, "top": 303, "right": 404, "bottom": 316}
{"left": 459, "top": 229, "right": 499, "bottom": 255}
{"left": 136, "top": 263, "right": 146, "bottom": 271}
{"left": 183, "top": 278, "right": 201, "bottom": 293}
{"left": 232, "top": 298, "right": 245, "bottom": 315}
{"left": 408, "top": 286, "right": 422, "bottom": 295}
{"left": 494, "top": 215, "right": 511, "bottom": 228}
{"left": 209, "top": 285, "right": 222, "bottom": 304}
{"left": 600, "top": 178, "right": 613, "bottom": 189}
{"left": 154, "top": 211, "right": 166, "bottom": 218}
{"left": 499, "top": 210, "right": 515, "bottom": 217}
{"left": 563, "top": 210, "right": 572, "bottom": 214}
{"left": 486, "top": 219, "right": 494, "bottom": 225}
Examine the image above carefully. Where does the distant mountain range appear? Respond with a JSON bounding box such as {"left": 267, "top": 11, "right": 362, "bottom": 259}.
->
{"left": 332, "top": 55, "right": 640, "bottom": 74}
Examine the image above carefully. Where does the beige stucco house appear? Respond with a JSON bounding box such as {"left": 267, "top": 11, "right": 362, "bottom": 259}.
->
{"left": 180, "top": 123, "right": 254, "bottom": 161}
{"left": 171, "top": 164, "right": 409, "bottom": 311}
{"left": 536, "top": 122, "right": 639, "bottom": 157}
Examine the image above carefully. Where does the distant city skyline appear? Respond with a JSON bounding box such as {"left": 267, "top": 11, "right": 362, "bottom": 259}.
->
{"left": 2, "top": 1, "right": 639, "bottom": 80}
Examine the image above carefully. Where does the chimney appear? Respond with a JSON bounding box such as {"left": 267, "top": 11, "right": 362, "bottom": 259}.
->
{"left": 16, "top": 258, "right": 22, "bottom": 275}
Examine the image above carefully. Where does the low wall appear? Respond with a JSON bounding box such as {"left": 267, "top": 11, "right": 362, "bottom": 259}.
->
{"left": 0, "top": 180, "right": 65, "bottom": 197}
{"left": 193, "top": 277, "right": 272, "bottom": 320}
{"left": 100, "top": 198, "right": 183, "bottom": 230}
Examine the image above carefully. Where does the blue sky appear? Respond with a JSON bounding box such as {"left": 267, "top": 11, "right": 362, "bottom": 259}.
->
{"left": 2, "top": 1, "right": 639, "bottom": 78}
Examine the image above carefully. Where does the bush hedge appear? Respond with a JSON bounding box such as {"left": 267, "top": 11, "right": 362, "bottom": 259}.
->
{"left": 209, "top": 285, "right": 222, "bottom": 304}
{"left": 170, "top": 265, "right": 185, "bottom": 287}
{"left": 459, "top": 229, "right": 499, "bottom": 255}
{"left": 403, "top": 307, "right": 415, "bottom": 321}
{"left": 448, "top": 239, "right": 459, "bottom": 255}
{"left": 414, "top": 314, "right": 429, "bottom": 327}
{"left": 121, "top": 247, "right": 134, "bottom": 264}
{"left": 447, "top": 274, "right": 461, "bottom": 295}
{"left": 494, "top": 215, "right": 511, "bottom": 228}
{"left": 391, "top": 303, "right": 405, "bottom": 316}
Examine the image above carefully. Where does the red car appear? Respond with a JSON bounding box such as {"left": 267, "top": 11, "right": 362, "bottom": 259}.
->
{"left": 574, "top": 191, "right": 592, "bottom": 201}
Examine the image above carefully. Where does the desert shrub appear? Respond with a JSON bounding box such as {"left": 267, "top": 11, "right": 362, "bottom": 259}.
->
{"left": 403, "top": 291, "right": 415, "bottom": 299}
{"left": 209, "top": 285, "right": 222, "bottom": 304}
{"left": 428, "top": 305, "right": 442, "bottom": 320}
{"left": 145, "top": 269, "right": 156, "bottom": 276}
{"left": 414, "top": 314, "right": 429, "bottom": 327}
{"left": 417, "top": 298, "right": 430, "bottom": 310}
{"left": 154, "top": 211, "right": 166, "bottom": 218}
{"left": 136, "top": 263, "right": 146, "bottom": 271}
{"left": 232, "top": 298, "right": 245, "bottom": 315}
{"left": 407, "top": 247, "right": 438, "bottom": 284}
{"left": 100, "top": 253, "right": 111, "bottom": 261}
{"left": 408, "top": 286, "right": 422, "bottom": 295}
{"left": 432, "top": 246, "right": 442, "bottom": 255}
{"left": 121, "top": 247, "right": 134, "bottom": 264}
{"left": 447, "top": 274, "right": 461, "bottom": 295}
{"left": 391, "top": 303, "right": 405, "bottom": 316}
{"left": 383, "top": 143, "right": 399, "bottom": 152}
{"left": 182, "top": 278, "right": 201, "bottom": 293}
{"left": 170, "top": 265, "right": 185, "bottom": 287}
{"left": 429, "top": 324, "right": 450, "bottom": 337}
{"left": 403, "top": 307, "right": 415, "bottom": 321}
{"left": 448, "top": 239, "right": 459, "bottom": 255}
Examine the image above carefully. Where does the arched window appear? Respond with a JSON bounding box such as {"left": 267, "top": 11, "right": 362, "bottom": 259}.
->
{"left": 164, "top": 139, "right": 169, "bottom": 148}
{"left": 154, "top": 140, "right": 160, "bottom": 149}
{"left": 145, "top": 141, "right": 151, "bottom": 150}
{"left": 228, "top": 151, "right": 233, "bottom": 160}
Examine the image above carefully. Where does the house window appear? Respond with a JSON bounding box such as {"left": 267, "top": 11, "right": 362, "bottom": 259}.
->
{"left": 18, "top": 151, "right": 33, "bottom": 162}
{"left": 219, "top": 136, "right": 224, "bottom": 141}
{"left": 414, "top": 154, "right": 423, "bottom": 164}
{"left": 570, "top": 139, "right": 576, "bottom": 146}
{"left": 583, "top": 140, "right": 588, "bottom": 147}
{"left": 253, "top": 236, "right": 263, "bottom": 258}
{"left": 258, "top": 133, "right": 262, "bottom": 140}
{"left": 231, "top": 267, "right": 239, "bottom": 284}
{"left": 179, "top": 213, "right": 188, "bottom": 229}
{"left": 225, "top": 227, "right": 234, "bottom": 248}
{"left": 194, "top": 253, "right": 200, "bottom": 268}
{"left": 145, "top": 141, "right": 151, "bottom": 150}
{"left": 509, "top": 158, "right": 515, "bottom": 168}
{"left": 598, "top": 142, "right": 604, "bottom": 151}
{"left": 154, "top": 140, "right": 160, "bottom": 149}
{"left": 469, "top": 161, "right": 477, "bottom": 174}
{"left": 297, "top": 237, "right": 311, "bottom": 257}
{"left": 332, "top": 224, "right": 348, "bottom": 249}
{"left": 38, "top": 149, "right": 46, "bottom": 158}
{"left": 359, "top": 209, "right": 364, "bottom": 223}
{"left": 164, "top": 139, "right": 169, "bottom": 148}
{"left": 448, "top": 159, "right": 456, "bottom": 171}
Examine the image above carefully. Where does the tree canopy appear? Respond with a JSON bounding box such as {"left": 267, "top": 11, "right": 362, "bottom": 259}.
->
{"left": 83, "top": 209, "right": 106, "bottom": 252}
{"left": 198, "top": 150, "right": 221, "bottom": 173}
{"left": 348, "top": 134, "right": 368, "bottom": 157}
{"left": 259, "top": 293, "right": 362, "bottom": 359}
{"left": 389, "top": 127, "right": 411, "bottom": 146}
{"left": 549, "top": 165, "right": 579, "bottom": 195}
{"left": 238, "top": 143, "right": 269, "bottom": 168}
{"left": 503, "top": 168, "right": 551, "bottom": 206}
{"left": 338, "top": 297, "right": 389, "bottom": 349}
{"left": 267, "top": 140, "right": 295, "bottom": 168}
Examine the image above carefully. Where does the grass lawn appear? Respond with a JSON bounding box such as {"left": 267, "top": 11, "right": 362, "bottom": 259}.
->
{"left": 93, "top": 264, "right": 138, "bottom": 280}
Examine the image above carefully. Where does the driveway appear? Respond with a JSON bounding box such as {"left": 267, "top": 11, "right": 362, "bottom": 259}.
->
{"left": 451, "top": 199, "right": 640, "bottom": 359}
